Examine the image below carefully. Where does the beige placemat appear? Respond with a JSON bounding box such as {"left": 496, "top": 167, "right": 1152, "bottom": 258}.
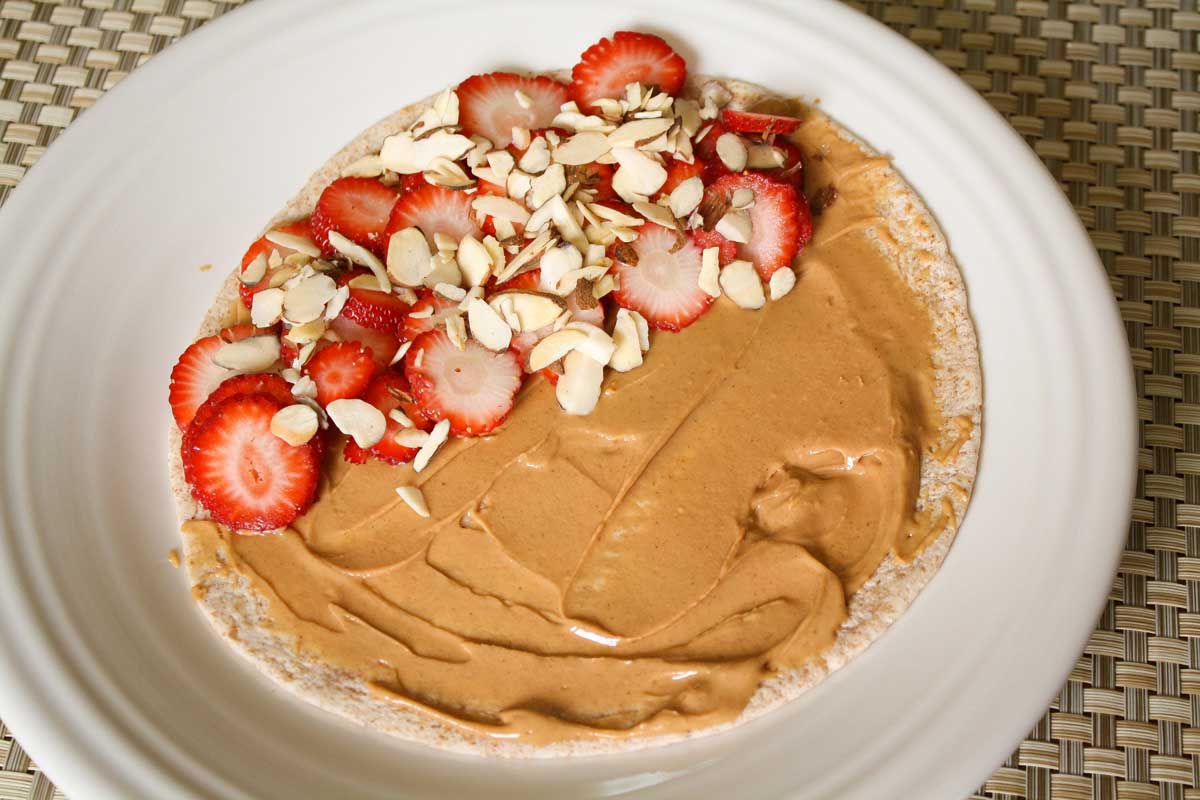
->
{"left": 0, "top": 1, "right": 1188, "bottom": 797}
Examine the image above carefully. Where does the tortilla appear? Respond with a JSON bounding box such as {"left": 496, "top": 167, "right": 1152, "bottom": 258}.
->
{"left": 168, "top": 74, "right": 981, "bottom": 756}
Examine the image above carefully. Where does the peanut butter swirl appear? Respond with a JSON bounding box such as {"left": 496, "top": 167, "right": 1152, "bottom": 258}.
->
{"left": 183, "top": 111, "right": 948, "bottom": 745}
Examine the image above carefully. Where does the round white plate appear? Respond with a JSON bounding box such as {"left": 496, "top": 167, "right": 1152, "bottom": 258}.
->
{"left": 0, "top": 0, "right": 1135, "bottom": 797}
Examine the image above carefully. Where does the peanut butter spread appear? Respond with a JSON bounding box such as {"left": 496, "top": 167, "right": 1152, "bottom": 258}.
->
{"left": 184, "top": 112, "right": 947, "bottom": 744}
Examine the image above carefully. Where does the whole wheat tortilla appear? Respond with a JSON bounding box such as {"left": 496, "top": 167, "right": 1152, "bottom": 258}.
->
{"left": 168, "top": 74, "right": 982, "bottom": 756}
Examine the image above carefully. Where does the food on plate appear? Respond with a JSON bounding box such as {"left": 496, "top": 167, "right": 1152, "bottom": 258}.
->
{"left": 167, "top": 30, "right": 981, "bottom": 754}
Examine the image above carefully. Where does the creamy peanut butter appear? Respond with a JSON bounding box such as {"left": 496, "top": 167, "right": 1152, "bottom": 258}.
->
{"left": 184, "top": 111, "right": 949, "bottom": 744}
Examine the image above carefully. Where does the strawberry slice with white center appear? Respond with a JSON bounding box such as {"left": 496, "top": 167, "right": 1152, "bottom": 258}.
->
{"left": 703, "top": 172, "right": 803, "bottom": 281}
{"left": 400, "top": 291, "right": 462, "bottom": 342}
{"left": 611, "top": 223, "right": 712, "bottom": 332}
{"left": 329, "top": 314, "right": 400, "bottom": 372}
{"left": 457, "top": 72, "right": 569, "bottom": 150}
{"left": 405, "top": 329, "right": 523, "bottom": 437}
{"left": 342, "top": 371, "right": 432, "bottom": 465}
{"left": 303, "top": 341, "right": 375, "bottom": 407}
{"left": 570, "top": 31, "right": 687, "bottom": 113}
{"left": 384, "top": 184, "right": 480, "bottom": 249}
{"left": 238, "top": 218, "right": 311, "bottom": 309}
{"left": 168, "top": 324, "right": 263, "bottom": 429}
{"left": 720, "top": 108, "right": 802, "bottom": 136}
{"left": 182, "top": 393, "right": 320, "bottom": 532}
{"left": 309, "top": 176, "right": 399, "bottom": 257}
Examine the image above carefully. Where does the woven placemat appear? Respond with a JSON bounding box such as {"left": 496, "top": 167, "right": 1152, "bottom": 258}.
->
{"left": 0, "top": 0, "right": 1189, "bottom": 797}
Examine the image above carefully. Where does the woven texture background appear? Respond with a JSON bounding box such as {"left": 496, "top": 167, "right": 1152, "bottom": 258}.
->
{"left": 0, "top": 0, "right": 1189, "bottom": 797}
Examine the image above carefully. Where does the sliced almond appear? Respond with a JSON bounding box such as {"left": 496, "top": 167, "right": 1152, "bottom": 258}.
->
{"left": 270, "top": 404, "right": 319, "bottom": 446}
{"left": 528, "top": 163, "right": 566, "bottom": 209}
{"left": 746, "top": 144, "right": 785, "bottom": 169}
{"left": 716, "top": 132, "right": 748, "bottom": 172}
{"left": 699, "top": 246, "right": 722, "bottom": 298}
{"left": 327, "top": 398, "right": 386, "bottom": 448}
{"left": 674, "top": 98, "right": 702, "bottom": 136}
{"left": 506, "top": 169, "right": 534, "bottom": 204}
{"left": 394, "top": 429, "right": 431, "bottom": 448}
{"left": 388, "top": 339, "right": 414, "bottom": 367}
{"left": 565, "top": 321, "right": 616, "bottom": 364}
{"left": 380, "top": 129, "right": 474, "bottom": 174}
{"left": 471, "top": 195, "right": 530, "bottom": 225}
{"left": 324, "top": 285, "right": 350, "bottom": 321}
{"left": 265, "top": 229, "right": 321, "bottom": 258}
{"left": 285, "top": 319, "right": 326, "bottom": 346}
{"left": 609, "top": 309, "right": 644, "bottom": 372}
{"left": 611, "top": 147, "right": 668, "bottom": 201}
{"left": 423, "top": 251, "right": 463, "bottom": 288}
{"left": 632, "top": 200, "right": 678, "bottom": 230}
{"left": 485, "top": 149, "right": 515, "bottom": 180}
{"left": 608, "top": 117, "right": 674, "bottom": 148}
{"left": 250, "top": 287, "right": 285, "bottom": 327}
{"left": 445, "top": 314, "right": 468, "bottom": 350}
{"left": 388, "top": 406, "right": 415, "bottom": 428}
{"left": 769, "top": 266, "right": 797, "bottom": 300}
{"left": 394, "top": 485, "right": 431, "bottom": 518}
{"left": 731, "top": 188, "right": 756, "bottom": 210}
{"left": 627, "top": 308, "right": 650, "bottom": 351}
{"left": 715, "top": 209, "right": 753, "bottom": 244}
{"left": 538, "top": 245, "right": 584, "bottom": 295}
{"left": 290, "top": 373, "right": 318, "bottom": 398}
{"left": 592, "top": 273, "right": 616, "bottom": 299}
{"left": 466, "top": 298, "right": 513, "bottom": 351}
{"left": 552, "top": 132, "right": 612, "bottom": 166}
{"left": 282, "top": 273, "right": 337, "bottom": 324}
{"left": 342, "top": 154, "right": 384, "bottom": 178}
{"left": 455, "top": 235, "right": 494, "bottom": 287}
{"left": 213, "top": 336, "right": 280, "bottom": 371}
{"left": 511, "top": 126, "right": 531, "bottom": 151}
{"left": 386, "top": 227, "right": 434, "bottom": 287}
{"left": 493, "top": 230, "right": 554, "bottom": 283}
{"left": 328, "top": 230, "right": 390, "bottom": 292}
{"left": 413, "top": 418, "right": 451, "bottom": 472}
{"left": 719, "top": 259, "right": 766, "bottom": 310}
{"left": 347, "top": 274, "right": 382, "bottom": 291}
{"left": 239, "top": 252, "right": 268, "bottom": 286}
{"left": 267, "top": 265, "right": 298, "bottom": 289}
{"left": 488, "top": 290, "right": 565, "bottom": 332}
{"left": 668, "top": 176, "right": 704, "bottom": 219}
{"left": 518, "top": 136, "right": 551, "bottom": 174}
{"left": 409, "top": 88, "right": 460, "bottom": 135}
{"left": 556, "top": 350, "right": 605, "bottom": 416}
{"left": 423, "top": 157, "right": 475, "bottom": 190}
{"left": 528, "top": 328, "right": 587, "bottom": 371}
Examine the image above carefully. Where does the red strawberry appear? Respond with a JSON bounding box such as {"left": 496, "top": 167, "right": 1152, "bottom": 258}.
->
{"left": 238, "top": 218, "right": 312, "bottom": 309}
{"left": 385, "top": 184, "right": 480, "bottom": 249}
{"left": 457, "top": 73, "right": 569, "bottom": 150}
{"left": 344, "top": 372, "right": 432, "bottom": 465}
{"left": 570, "top": 31, "right": 686, "bottom": 113}
{"left": 309, "top": 177, "right": 399, "bottom": 257}
{"left": 329, "top": 315, "right": 400, "bottom": 372}
{"left": 337, "top": 270, "right": 411, "bottom": 333}
{"left": 768, "top": 138, "right": 805, "bottom": 192}
{"left": 568, "top": 160, "right": 616, "bottom": 202}
{"left": 405, "top": 329, "right": 523, "bottom": 437}
{"left": 168, "top": 325, "right": 261, "bottom": 429}
{"left": 694, "top": 119, "right": 726, "bottom": 162}
{"left": 398, "top": 173, "right": 429, "bottom": 193}
{"left": 489, "top": 269, "right": 541, "bottom": 294}
{"left": 504, "top": 278, "right": 606, "bottom": 372}
{"left": 188, "top": 373, "right": 295, "bottom": 434}
{"left": 182, "top": 393, "right": 319, "bottom": 532}
{"left": 690, "top": 228, "right": 738, "bottom": 266}
{"left": 720, "top": 108, "right": 802, "bottom": 136}
{"left": 400, "top": 291, "right": 462, "bottom": 342}
{"left": 659, "top": 158, "right": 705, "bottom": 197}
{"left": 611, "top": 223, "right": 712, "bottom": 332}
{"left": 303, "top": 341, "right": 375, "bottom": 406}
{"left": 703, "top": 172, "right": 802, "bottom": 281}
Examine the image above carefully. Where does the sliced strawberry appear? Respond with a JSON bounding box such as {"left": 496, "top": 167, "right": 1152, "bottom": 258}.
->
{"left": 504, "top": 282, "right": 605, "bottom": 372}
{"left": 303, "top": 341, "right": 375, "bottom": 407}
{"left": 405, "top": 329, "right": 523, "bottom": 437}
{"left": 329, "top": 315, "right": 400, "bottom": 372}
{"left": 309, "top": 177, "right": 399, "bottom": 258}
{"left": 506, "top": 127, "right": 557, "bottom": 159}
{"left": 182, "top": 393, "right": 319, "bottom": 532}
{"left": 690, "top": 228, "right": 739, "bottom": 266}
{"left": 168, "top": 325, "right": 261, "bottom": 429}
{"left": 703, "top": 172, "right": 802, "bottom": 281}
{"left": 400, "top": 291, "right": 462, "bottom": 342}
{"left": 721, "top": 108, "right": 802, "bottom": 136}
{"left": 345, "top": 371, "right": 433, "bottom": 465}
{"left": 398, "top": 173, "right": 429, "bottom": 193}
{"left": 659, "top": 158, "right": 705, "bottom": 197}
{"left": 342, "top": 440, "right": 370, "bottom": 464}
{"left": 768, "top": 138, "right": 805, "bottom": 192}
{"left": 385, "top": 184, "right": 480, "bottom": 249}
{"left": 570, "top": 31, "right": 686, "bottom": 113}
{"left": 238, "top": 218, "right": 312, "bottom": 309}
{"left": 457, "top": 73, "right": 569, "bottom": 150}
{"left": 611, "top": 223, "right": 712, "bottom": 332}
{"left": 489, "top": 269, "right": 541, "bottom": 294}
{"left": 188, "top": 373, "right": 295, "bottom": 435}
{"left": 336, "top": 269, "right": 411, "bottom": 333}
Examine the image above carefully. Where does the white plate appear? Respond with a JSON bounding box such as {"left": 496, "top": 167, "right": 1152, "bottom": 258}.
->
{"left": 0, "top": 0, "right": 1135, "bottom": 797}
